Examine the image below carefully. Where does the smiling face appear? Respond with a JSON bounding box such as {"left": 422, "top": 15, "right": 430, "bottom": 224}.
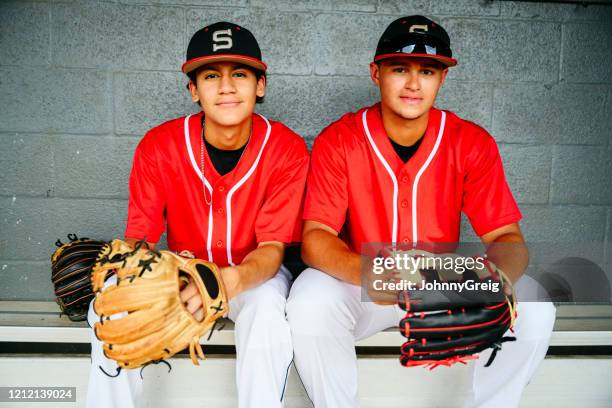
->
{"left": 188, "top": 61, "right": 266, "bottom": 127}
{"left": 370, "top": 57, "right": 448, "bottom": 122}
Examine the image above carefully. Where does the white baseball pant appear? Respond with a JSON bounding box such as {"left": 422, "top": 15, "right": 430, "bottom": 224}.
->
{"left": 86, "top": 266, "right": 293, "bottom": 408}
{"left": 286, "top": 268, "right": 556, "bottom": 408}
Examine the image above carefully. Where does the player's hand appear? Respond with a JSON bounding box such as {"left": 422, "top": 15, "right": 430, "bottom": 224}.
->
{"left": 180, "top": 264, "right": 241, "bottom": 321}
{"left": 503, "top": 280, "right": 514, "bottom": 298}
{"left": 362, "top": 257, "right": 400, "bottom": 305}
{"left": 177, "top": 250, "right": 206, "bottom": 321}
{"left": 180, "top": 278, "right": 205, "bottom": 321}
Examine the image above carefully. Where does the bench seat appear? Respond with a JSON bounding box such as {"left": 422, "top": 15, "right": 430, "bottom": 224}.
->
{"left": 1, "top": 301, "right": 611, "bottom": 347}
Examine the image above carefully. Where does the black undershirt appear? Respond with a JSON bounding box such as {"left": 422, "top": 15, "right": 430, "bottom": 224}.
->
{"left": 204, "top": 138, "right": 247, "bottom": 176}
{"left": 389, "top": 135, "right": 424, "bottom": 163}
{"left": 201, "top": 116, "right": 248, "bottom": 176}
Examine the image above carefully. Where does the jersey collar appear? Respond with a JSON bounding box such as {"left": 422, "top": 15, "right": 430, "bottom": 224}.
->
{"left": 364, "top": 103, "right": 443, "bottom": 174}
{"left": 186, "top": 111, "right": 270, "bottom": 183}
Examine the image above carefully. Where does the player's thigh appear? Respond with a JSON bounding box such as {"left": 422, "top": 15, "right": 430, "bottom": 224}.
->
{"left": 513, "top": 274, "right": 556, "bottom": 339}
{"left": 228, "top": 266, "right": 291, "bottom": 322}
{"left": 286, "top": 267, "right": 365, "bottom": 333}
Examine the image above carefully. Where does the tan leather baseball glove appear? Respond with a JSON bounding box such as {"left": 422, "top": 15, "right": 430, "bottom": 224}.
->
{"left": 91, "top": 239, "right": 228, "bottom": 370}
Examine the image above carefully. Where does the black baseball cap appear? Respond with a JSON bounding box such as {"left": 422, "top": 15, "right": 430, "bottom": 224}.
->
{"left": 182, "top": 22, "right": 267, "bottom": 74}
{"left": 374, "top": 16, "right": 457, "bottom": 67}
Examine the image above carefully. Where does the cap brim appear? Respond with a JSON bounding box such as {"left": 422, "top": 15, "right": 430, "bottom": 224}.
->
{"left": 374, "top": 53, "right": 457, "bottom": 67}
{"left": 182, "top": 54, "right": 267, "bottom": 74}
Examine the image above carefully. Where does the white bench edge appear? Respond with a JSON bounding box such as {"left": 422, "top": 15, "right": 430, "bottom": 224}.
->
{"left": 1, "top": 325, "right": 611, "bottom": 347}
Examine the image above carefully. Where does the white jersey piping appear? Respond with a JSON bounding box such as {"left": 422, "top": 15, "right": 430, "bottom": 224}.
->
{"left": 225, "top": 113, "right": 272, "bottom": 265}
{"left": 362, "top": 109, "right": 446, "bottom": 247}
{"left": 184, "top": 114, "right": 214, "bottom": 261}
{"left": 362, "top": 109, "right": 398, "bottom": 245}
{"left": 411, "top": 111, "right": 446, "bottom": 246}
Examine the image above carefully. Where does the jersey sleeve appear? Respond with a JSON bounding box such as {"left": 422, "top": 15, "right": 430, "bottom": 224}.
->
{"left": 303, "top": 129, "right": 349, "bottom": 233}
{"left": 124, "top": 135, "right": 166, "bottom": 243}
{"left": 462, "top": 131, "right": 522, "bottom": 237}
{"left": 254, "top": 137, "right": 309, "bottom": 244}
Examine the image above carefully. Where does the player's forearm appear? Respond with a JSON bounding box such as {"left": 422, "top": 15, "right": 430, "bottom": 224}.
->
{"left": 302, "top": 228, "right": 362, "bottom": 285}
{"left": 234, "top": 243, "right": 285, "bottom": 292}
{"left": 485, "top": 233, "right": 529, "bottom": 284}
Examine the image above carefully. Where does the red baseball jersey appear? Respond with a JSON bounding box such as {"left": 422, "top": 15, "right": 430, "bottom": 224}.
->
{"left": 125, "top": 111, "right": 309, "bottom": 266}
{"left": 304, "top": 103, "right": 521, "bottom": 253}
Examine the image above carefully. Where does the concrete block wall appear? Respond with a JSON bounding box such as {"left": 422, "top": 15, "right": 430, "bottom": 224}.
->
{"left": 0, "top": 0, "right": 611, "bottom": 300}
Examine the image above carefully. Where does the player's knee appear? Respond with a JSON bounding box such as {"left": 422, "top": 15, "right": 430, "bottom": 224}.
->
{"left": 286, "top": 300, "right": 334, "bottom": 337}
{"left": 287, "top": 290, "right": 352, "bottom": 335}
{"left": 516, "top": 301, "right": 556, "bottom": 340}
{"left": 237, "top": 290, "right": 287, "bottom": 323}
{"left": 233, "top": 294, "right": 291, "bottom": 350}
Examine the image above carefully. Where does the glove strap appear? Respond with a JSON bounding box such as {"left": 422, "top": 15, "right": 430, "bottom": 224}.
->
{"left": 484, "top": 336, "right": 517, "bottom": 367}
{"left": 497, "top": 267, "right": 518, "bottom": 328}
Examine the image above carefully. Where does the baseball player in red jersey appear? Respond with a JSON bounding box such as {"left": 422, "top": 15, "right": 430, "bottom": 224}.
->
{"left": 86, "top": 22, "right": 309, "bottom": 408}
{"left": 287, "top": 16, "right": 555, "bottom": 407}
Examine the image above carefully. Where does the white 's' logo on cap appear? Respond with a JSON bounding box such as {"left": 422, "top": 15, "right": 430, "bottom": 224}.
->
{"left": 409, "top": 24, "right": 428, "bottom": 34}
{"left": 212, "top": 29, "right": 233, "bottom": 51}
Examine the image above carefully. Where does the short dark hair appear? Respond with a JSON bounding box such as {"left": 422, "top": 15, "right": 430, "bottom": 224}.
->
{"left": 186, "top": 65, "right": 265, "bottom": 104}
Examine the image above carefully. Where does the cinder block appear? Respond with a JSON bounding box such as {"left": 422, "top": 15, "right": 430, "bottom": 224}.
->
{"left": 257, "top": 75, "right": 379, "bottom": 143}
{"left": 464, "top": 206, "right": 607, "bottom": 270}
{"left": 53, "top": 136, "right": 139, "bottom": 199}
{"left": 442, "top": 18, "right": 560, "bottom": 82}
{"left": 187, "top": 9, "right": 315, "bottom": 75}
{"left": 520, "top": 205, "right": 607, "bottom": 266}
{"left": 562, "top": 22, "right": 612, "bottom": 83}
{"left": 551, "top": 146, "right": 612, "bottom": 205}
{"left": 608, "top": 87, "right": 612, "bottom": 124}
{"left": 460, "top": 213, "right": 480, "bottom": 242}
{"left": 607, "top": 209, "right": 611, "bottom": 277}
{"left": 0, "top": 134, "right": 55, "bottom": 197}
{"left": 314, "top": 14, "right": 395, "bottom": 76}
{"left": 186, "top": 5, "right": 249, "bottom": 34}
{"left": 51, "top": 2, "right": 183, "bottom": 70}
{"left": 0, "top": 1, "right": 49, "bottom": 66}
{"left": 498, "top": 144, "right": 552, "bottom": 205}
{"left": 0, "top": 197, "right": 127, "bottom": 261}
{"left": 251, "top": 0, "right": 376, "bottom": 12}
{"left": 500, "top": 1, "right": 612, "bottom": 22}
{"left": 492, "top": 83, "right": 608, "bottom": 145}
{"left": 0, "top": 67, "right": 48, "bottom": 133}
{"left": 0, "top": 68, "right": 112, "bottom": 134}
{"left": 46, "top": 69, "right": 113, "bottom": 134}
{"left": 0, "top": 262, "right": 53, "bottom": 301}
{"left": 245, "top": 10, "right": 316, "bottom": 76}
{"left": 521, "top": 205, "right": 607, "bottom": 242}
{"left": 114, "top": 71, "right": 197, "bottom": 136}
{"left": 378, "top": 0, "right": 499, "bottom": 16}
{"left": 435, "top": 80, "right": 493, "bottom": 129}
